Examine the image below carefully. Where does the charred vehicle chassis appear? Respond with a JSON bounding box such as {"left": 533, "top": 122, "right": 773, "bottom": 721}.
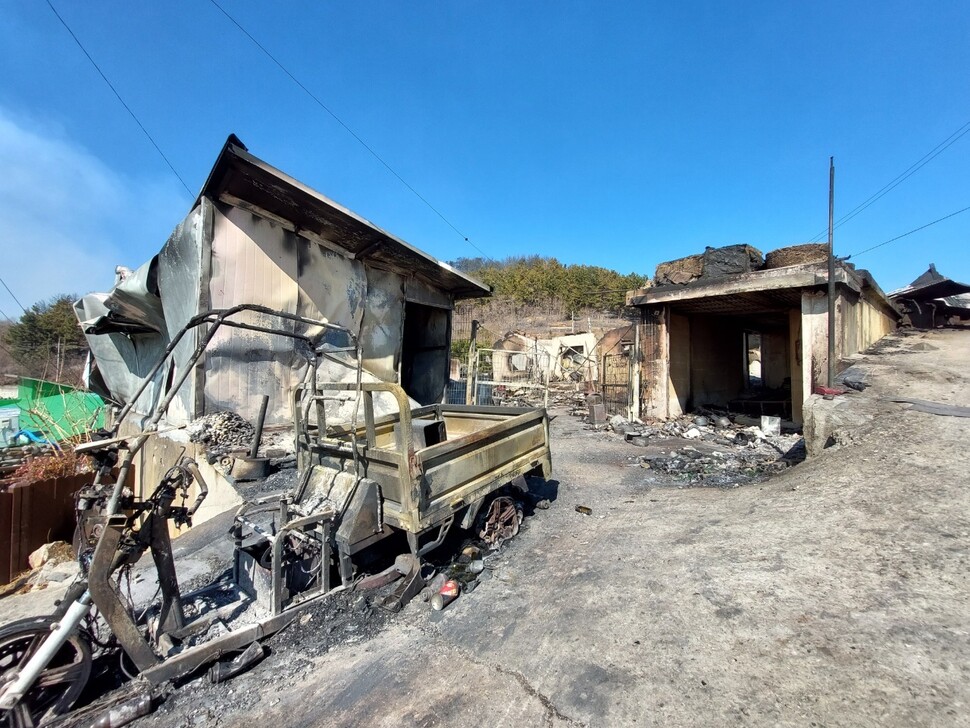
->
{"left": 0, "top": 305, "right": 551, "bottom": 726}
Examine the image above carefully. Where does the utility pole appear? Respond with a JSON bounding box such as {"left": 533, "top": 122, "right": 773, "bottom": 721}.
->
{"left": 465, "top": 320, "right": 479, "bottom": 405}
{"left": 827, "top": 157, "right": 836, "bottom": 388}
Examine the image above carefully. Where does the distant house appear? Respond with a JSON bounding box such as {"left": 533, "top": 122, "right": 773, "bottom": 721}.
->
{"left": 625, "top": 244, "right": 898, "bottom": 424}
{"left": 490, "top": 331, "right": 599, "bottom": 384}
{"left": 889, "top": 264, "right": 970, "bottom": 329}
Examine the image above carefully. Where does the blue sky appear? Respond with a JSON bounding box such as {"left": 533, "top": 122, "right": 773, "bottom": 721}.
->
{"left": 0, "top": 1, "right": 968, "bottom": 315}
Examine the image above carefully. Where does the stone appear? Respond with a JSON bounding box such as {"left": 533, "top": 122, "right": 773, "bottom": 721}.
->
{"left": 28, "top": 543, "right": 56, "bottom": 570}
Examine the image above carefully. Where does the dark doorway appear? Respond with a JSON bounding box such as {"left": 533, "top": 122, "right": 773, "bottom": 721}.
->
{"left": 401, "top": 302, "right": 450, "bottom": 405}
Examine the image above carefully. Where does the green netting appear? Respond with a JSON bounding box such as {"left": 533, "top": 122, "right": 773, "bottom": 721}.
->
{"left": 13, "top": 378, "right": 105, "bottom": 442}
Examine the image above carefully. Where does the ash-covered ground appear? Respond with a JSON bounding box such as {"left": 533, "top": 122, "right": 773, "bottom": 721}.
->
{"left": 40, "top": 395, "right": 809, "bottom": 728}
{"left": 70, "top": 404, "right": 807, "bottom": 726}
{"left": 14, "top": 329, "right": 968, "bottom": 728}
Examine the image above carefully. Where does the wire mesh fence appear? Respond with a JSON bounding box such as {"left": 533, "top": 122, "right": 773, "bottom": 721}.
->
{"left": 472, "top": 347, "right": 550, "bottom": 407}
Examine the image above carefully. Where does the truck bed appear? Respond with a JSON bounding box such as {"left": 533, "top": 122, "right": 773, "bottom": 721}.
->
{"left": 297, "top": 386, "right": 552, "bottom": 536}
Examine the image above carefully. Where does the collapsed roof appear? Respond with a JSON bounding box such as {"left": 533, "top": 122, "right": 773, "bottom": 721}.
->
{"left": 888, "top": 263, "right": 970, "bottom": 303}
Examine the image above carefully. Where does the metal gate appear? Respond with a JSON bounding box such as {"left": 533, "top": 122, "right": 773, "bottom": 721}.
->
{"left": 601, "top": 351, "right": 632, "bottom": 416}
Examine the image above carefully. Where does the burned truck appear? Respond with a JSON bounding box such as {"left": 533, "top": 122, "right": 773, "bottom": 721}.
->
{"left": 0, "top": 140, "right": 552, "bottom": 725}
{"left": 0, "top": 306, "right": 551, "bottom": 725}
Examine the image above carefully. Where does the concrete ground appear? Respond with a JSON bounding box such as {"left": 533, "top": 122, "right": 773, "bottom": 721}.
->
{"left": 4, "top": 329, "right": 968, "bottom": 727}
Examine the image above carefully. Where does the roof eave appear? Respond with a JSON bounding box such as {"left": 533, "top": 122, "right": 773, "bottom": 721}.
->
{"left": 197, "top": 136, "right": 491, "bottom": 300}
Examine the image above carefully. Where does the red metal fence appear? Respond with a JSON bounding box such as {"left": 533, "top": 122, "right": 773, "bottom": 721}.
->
{"left": 0, "top": 473, "right": 90, "bottom": 585}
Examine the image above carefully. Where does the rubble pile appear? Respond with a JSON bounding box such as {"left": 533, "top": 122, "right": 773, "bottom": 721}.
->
{"left": 490, "top": 385, "right": 544, "bottom": 408}
{"left": 651, "top": 243, "right": 839, "bottom": 287}
{"left": 765, "top": 243, "right": 828, "bottom": 269}
{"left": 486, "top": 383, "right": 587, "bottom": 410}
{"left": 187, "top": 411, "right": 256, "bottom": 459}
{"left": 604, "top": 413, "right": 805, "bottom": 487}
{"left": 654, "top": 245, "right": 763, "bottom": 285}
{"left": 554, "top": 389, "right": 588, "bottom": 415}
{"left": 0, "top": 541, "right": 79, "bottom": 596}
{"left": 639, "top": 445, "right": 790, "bottom": 486}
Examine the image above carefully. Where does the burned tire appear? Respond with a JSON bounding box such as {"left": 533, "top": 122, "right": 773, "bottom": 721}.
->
{"left": 475, "top": 495, "right": 523, "bottom": 549}
{"left": 0, "top": 617, "right": 92, "bottom": 728}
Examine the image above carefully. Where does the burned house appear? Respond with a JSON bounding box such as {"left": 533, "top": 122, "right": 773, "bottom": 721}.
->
{"left": 625, "top": 244, "right": 898, "bottom": 425}
{"left": 889, "top": 264, "right": 970, "bottom": 329}
{"left": 75, "top": 136, "right": 491, "bottom": 508}
{"left": 489, "top": 331, "right": 599, "bottom": 385}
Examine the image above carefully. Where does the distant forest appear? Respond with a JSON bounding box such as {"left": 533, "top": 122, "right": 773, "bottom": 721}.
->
{"left": 451, "top": 256, "right": 648, "bottom": 313}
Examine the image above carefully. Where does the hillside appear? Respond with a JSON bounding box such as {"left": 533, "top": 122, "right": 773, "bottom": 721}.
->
{"left": 451, "top": 256, "right": 649, "bottom": 342}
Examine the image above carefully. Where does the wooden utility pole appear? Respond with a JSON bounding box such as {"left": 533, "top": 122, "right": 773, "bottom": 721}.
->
{"left": 827, "top": 157, "right": 836, "bottom": 388}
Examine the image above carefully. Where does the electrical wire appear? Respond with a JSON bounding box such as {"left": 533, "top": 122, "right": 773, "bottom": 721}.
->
{"left": 807, "top": 119, "right": 970, "bottom": 242}
{"left": 45, "top": 1, "right": 193, "bottom": 197}
{"left": 844, "top": 203, "right": 970, "bottom": 260}
{"left": 205, "top": 0, "right": 492, "bottom": 260}
{"left": 0, "top": 274, "right": 27, "bottom": 315}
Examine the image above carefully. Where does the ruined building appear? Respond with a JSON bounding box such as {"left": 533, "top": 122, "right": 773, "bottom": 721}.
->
{"left": 625, "top": 244, "right": 898, "bottom": 425}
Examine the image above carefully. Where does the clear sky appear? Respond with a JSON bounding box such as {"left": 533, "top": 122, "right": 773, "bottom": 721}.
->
{"left": 1, "top": 1, "right": 968, "bottom": 316}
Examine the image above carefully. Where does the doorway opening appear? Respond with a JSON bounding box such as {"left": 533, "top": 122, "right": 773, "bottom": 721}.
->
{"left": 401, "top": 302, "right": 450, "bottom": 405}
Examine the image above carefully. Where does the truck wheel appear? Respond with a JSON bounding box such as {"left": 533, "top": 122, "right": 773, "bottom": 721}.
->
{"left": 0, "top": 617, "right": 92, "bottom": 727}
{"left": 476, "top": 495, "right": 523, "bottom": 549}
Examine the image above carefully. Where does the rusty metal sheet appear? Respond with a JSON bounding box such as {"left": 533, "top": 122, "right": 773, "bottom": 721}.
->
{"left": 76, "top": 204, "right": 210, "bottom": 421}
{"left": 75, "top": 291, "right": 169, "bottom": 413}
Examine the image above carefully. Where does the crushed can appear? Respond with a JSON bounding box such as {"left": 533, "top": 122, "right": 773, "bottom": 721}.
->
{"left": 430, "top": 579, "right": 461, "bottom": 611}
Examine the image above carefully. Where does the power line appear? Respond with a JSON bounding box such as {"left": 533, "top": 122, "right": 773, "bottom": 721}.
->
{"left": 844, "top": 203, "right": 970, "bottom": 260}
{"left": 0, "top": 341, "right": 21, "bottom": 361}
{"left": 45, "top": 1, "right": 193, "bottom": 197}
{"left": 205, "top": 0, "right": 492, "bottom": 261}
{"left": 0, "top": 275, "right": 27, "bottom": 315}
{"left": 808, "top": 119, "right": 970, "bottom": 242}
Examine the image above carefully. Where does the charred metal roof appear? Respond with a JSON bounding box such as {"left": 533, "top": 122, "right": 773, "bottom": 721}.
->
{"left": 198, "top": 136, "right": 490, "bottom": 300}
{"left": 626, "top": 262, "right": 897, "bottom": 317}
{"left": 888, "top": 264, "right": 970, "bottom": 302}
